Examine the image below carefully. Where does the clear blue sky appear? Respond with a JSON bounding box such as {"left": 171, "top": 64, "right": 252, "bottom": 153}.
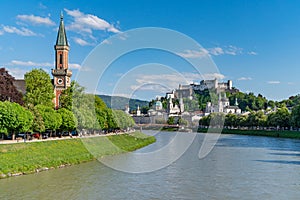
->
{"left": 1, "top": 0, "right": 300, "bottom": 101}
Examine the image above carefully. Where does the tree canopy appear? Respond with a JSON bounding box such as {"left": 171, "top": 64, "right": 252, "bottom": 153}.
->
{"left": 24, "top": 69, "right": 54, "bottom": 107}
{"left": 36, "top": 105, "right": 62, "bottom": 131}
{"left": 0, "top": 68, "right": 23, "bottom": 104}
{"left": 0, "top": 101, "right": 33, "bottom": 138}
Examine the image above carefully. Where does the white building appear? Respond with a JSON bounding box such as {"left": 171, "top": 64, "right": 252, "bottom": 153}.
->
{"left": 155, "top": 99, "right": 163, "bottom": 110}
{"left": 206, "top": 94, "right": 241, "bottom": 115}
{"left": 136, "top": 105, "right": 141, "bottom": 116}
{"left": 167, "top": 97, "right": 184, "bottom": 117}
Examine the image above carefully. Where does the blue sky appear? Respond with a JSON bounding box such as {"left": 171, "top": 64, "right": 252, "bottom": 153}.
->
{"left": 0, "top": 0, "right": 300, "bottom": 101}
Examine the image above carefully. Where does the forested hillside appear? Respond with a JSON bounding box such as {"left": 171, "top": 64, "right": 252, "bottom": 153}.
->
{"left": 98, "top": 95, "right": 149, "bottom": 111}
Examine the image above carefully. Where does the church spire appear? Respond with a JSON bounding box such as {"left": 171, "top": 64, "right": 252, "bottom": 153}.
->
{"left": 56, "top": 12, "right": 68, "bottom": 46}
{"left": 52, "top": 12, "right": 71, "bottom": 109}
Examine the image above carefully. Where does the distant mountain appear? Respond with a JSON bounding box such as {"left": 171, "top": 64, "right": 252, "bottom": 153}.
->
{"left": 98, "top": 95, "right": 149, "bottom": 110}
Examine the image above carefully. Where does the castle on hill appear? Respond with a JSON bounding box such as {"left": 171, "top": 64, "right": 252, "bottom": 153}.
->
{"left": 167, "top": 78, "right": 238, "bottom": 100}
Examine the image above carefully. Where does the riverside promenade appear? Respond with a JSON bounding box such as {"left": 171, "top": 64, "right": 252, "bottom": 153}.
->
{"left": 0, "top": 131, "right": 130, "bottom": 145}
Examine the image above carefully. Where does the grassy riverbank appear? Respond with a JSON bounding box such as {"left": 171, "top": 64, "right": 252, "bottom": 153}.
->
{"left": 0, "top": 131, "right": 156, "bottom": 178}
{"left": 198, "top": 128, "right": 300, "bottom": 139}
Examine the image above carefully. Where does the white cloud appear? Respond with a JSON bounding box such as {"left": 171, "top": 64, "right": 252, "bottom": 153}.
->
{"left": 131, "top": 84, "right": 170, "bottom": 92}
{"left": 238, "top": 77, "right": 252, "bottom": 81}
{"left": 69, "top": 63, "right": 81, "bottom": 69}
{"left": 224, "top": 45, "right": 243, "bottom": 55}
{"left": 102, "top": 39, "right": 112, "bottom": 45}
{"left": 208, "top": 47, "right": 224, "bottom": 55}
{"left": 177, "top": 45, "right": 244, "bottom": 58}
{"left": 6, "top": 68, "right": 29, "bottom": 79}
{"left": 200, "top": 73, "right": 225, "bottom": 80}
{"left": 267, "top": 81, "right": 280, "bottom": 84}
{"left": 16, "top": 14, "right": 55, "bottom": 26}
{"left": 248, "top": 51, "right": 257, "bottom": 55}
{"left": 73, "top": 37, "right": 92, "bottom": 46}
{"left": 64, "top": 9, "right": 120, "bottom": 34}
{"left": 8, "top": 60, "right": 81, "bottom": 69}
{"left": 176, "top": 49, "right": 209, "bottom": 58}
{"left": 9, "top": 60, "right": 52, "bottom": 67}
{"left": 2, "top": 25, "right": 37, "bottom": 36}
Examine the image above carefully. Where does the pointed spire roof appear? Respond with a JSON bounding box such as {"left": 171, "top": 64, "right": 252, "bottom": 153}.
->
{"left": 56, "top": 12, "right": 68, "bottom": 46}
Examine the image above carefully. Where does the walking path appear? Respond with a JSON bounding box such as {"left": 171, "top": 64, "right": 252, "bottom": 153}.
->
{"left": 0, "top": 131, "right": 131, "bottom": 145}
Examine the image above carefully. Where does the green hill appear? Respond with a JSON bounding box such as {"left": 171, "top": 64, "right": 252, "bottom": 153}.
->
{"left": 98, "top": 95, "right": 149, "bottom": 110}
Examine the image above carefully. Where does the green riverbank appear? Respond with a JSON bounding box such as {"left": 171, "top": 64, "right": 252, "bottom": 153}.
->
{"left": 198, "top": 128, "right": 300, "bottom": 139}
{"left": 0, "top": 131, "right": 156, "bottom": 179}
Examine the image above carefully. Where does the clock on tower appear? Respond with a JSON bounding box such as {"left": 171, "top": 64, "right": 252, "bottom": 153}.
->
{"left": 52, "top": 12, "right": 72, "bottom": 109}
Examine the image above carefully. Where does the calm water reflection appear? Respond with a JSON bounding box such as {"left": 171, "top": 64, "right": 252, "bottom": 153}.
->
{"left": 1, "top": 131, "right": 300, "bottom": 200}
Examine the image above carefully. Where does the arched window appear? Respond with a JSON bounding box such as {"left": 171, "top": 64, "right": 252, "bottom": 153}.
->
{"left": 59, "top": 53, "right": 62, "bottom": 66}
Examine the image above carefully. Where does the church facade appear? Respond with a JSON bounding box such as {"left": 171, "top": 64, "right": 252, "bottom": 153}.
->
{"left": 51, "top": 14, "right": 72, "bottom": 109}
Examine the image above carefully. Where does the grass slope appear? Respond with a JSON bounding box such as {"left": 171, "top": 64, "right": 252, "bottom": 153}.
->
{"left": 0, "top": 132, "right": 156, "bottom": 178}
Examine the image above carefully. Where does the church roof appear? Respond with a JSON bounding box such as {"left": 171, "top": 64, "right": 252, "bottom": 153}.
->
{"left": 156, "top": 101, "right": 162, "bottom": 106}
{"left": 56, "top": 13, "right": 68, "bottom": 46}
{"left": 13, "top": 79, "right": 26, "bottom": 94}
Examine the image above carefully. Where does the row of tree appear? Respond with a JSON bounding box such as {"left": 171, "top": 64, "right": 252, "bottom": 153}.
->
{"left": 199, "top": 106, "right": 300, "bottom": 129}
{"left": 0, "top": 68, "right": 135, "bottom": 139}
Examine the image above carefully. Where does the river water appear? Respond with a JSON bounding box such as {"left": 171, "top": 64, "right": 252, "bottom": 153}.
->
{"left": 1, "top": 131, "right": 300, "bottom": 200}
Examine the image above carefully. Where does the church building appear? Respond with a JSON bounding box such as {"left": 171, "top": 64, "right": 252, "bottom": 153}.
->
{"left": 51, "top": 13, "right": 72, "bottom": 109}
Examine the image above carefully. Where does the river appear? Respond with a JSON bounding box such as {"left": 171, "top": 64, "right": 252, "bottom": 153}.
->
{"left": 1, "top": 131, "right": 300, "bottom": 200}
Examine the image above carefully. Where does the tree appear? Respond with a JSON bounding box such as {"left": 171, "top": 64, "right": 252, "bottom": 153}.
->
{"left": 209, "top": 113, "right": 225, "bottom": 128}
{"left": 0, "top": 68, "right": 23, "bottom": 104}
{"left": 113, "top": 110, "right": 135, "bottom": 130}
{"left": 26, "top": 104, "right": 45, "bottom": 133}
{"left": 105, "top": 108, "right": 118, "bottom": 130}
{"left": 167, "top": 116, "right": 176, "bottom": 125}
{"left": 183, "top": 97, "right": 200, "bottom": 112}
{"left": 0, "top": 101, "right": 19, "bottom": 138}
{"left": 267, "top": 107, "right": 290, "bottom": 129}
{"left": 291, "top": 105, "right": 300, "bottom": 128}
{"left": 24, "top": 69, "right": 54, "bottom": 107}
{"left": 225, "top": 113, "right": 238, "bottom": 127}
{"left": 36, "top": 105, "right": 62, "bottom": 135}
{"left": 14, "top": 103, "right": 33, "bottom": 134}
{"left": 237, "top": 115, "right": 248, "bottom": 127}
{"left": 58, "top": 108, "right": 77, "bottom": 133}
{"left": 178, "top": 118, "right": 188, "bottom": 126}
{"left": 247, "top": 111, "right": 266, "bottom": 128}
{"left": 199, "top": 115, "right": 210, "bottom": 127}
{"left": 275, "top": 107, "right": 290, "bottom": 128}
{"left": 267, "top": 100, "right": 276, "bottom": 109}
{"left": 59, "top": 81, "right": 74, "bottom": 111}
{"left": 0, "top": 101, "right": 33, "bottom": 139}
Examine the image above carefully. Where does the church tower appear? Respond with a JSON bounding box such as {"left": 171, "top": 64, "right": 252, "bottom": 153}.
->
{"left": 52, "top": 13, "right": 72, "bottom": 109}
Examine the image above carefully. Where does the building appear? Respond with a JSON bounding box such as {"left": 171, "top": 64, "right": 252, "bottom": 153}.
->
{"left": 193, "top": 79, "right": 232, "bottom": 92}
{"left": 166, "top": 90, "right": 175, "bottom": 99}
{"left": 205, "top": 94, "right": 241, "bottom": 115}
{"left": 172, "top": 79, "right": 237, "bottom": 100}
{"left": 136, "top": 105, "right": 141, "bottom": 116}
{"left": 155, "top": 99, "right": 163, "bottom": 110}
{"left": 51, "top": 13, "right": 72, "bottom": 109}
{"left": 167, "top": 97, "right": 184, "bottom": 117}
{"left": 174, "top": 84, "right": 194, "bottom": 100}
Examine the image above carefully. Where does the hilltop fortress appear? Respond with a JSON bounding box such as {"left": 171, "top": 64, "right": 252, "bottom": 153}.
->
{"left": 168, "top": 78, "right": 238, "bottom": 100}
